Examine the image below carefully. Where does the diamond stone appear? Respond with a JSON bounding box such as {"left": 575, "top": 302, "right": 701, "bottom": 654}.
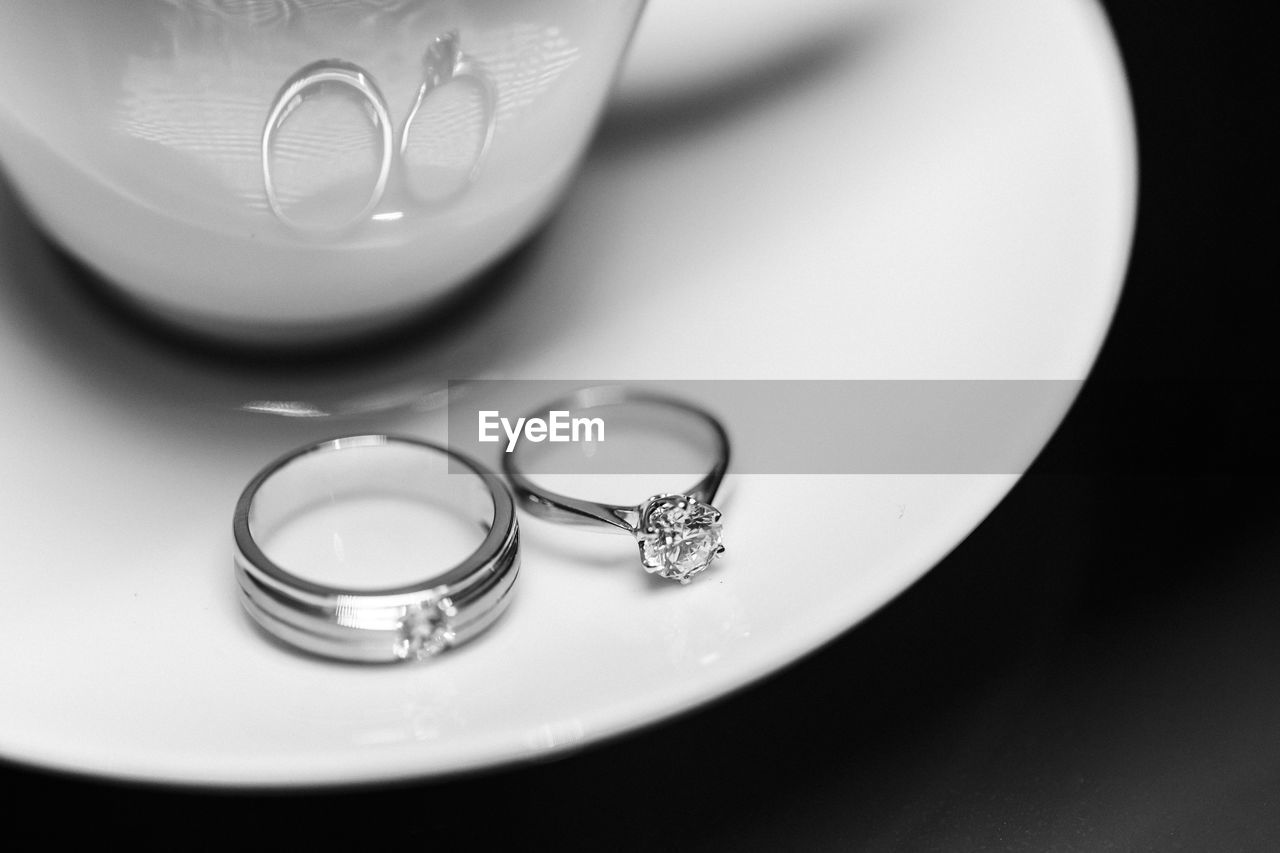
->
{"left": 394, "top": 593, "right": 458, "bottom": 661}
{"left": 636, "top": 494, "right": 724, "bottom": 584}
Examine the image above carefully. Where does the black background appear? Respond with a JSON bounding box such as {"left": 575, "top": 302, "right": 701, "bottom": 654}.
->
{"left": 3, "top": 1, "right": 1274, "bottom": 848}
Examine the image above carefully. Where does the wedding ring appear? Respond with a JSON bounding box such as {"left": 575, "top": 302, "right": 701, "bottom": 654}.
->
{"left": 502, "top": 387, "right": 729, "bottom": 584}
{"left": 234, "top": 435, "right": 519, "bottom": 663}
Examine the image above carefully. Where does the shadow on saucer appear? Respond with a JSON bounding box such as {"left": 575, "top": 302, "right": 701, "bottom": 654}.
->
{"left": 597, "top": 9, "right": 883, "bottom": 152}
{"left": 0, "top": 175, "right": 574, "bottom": 426}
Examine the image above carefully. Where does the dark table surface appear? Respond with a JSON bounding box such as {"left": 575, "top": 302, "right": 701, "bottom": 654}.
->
{"left": 3, "top": 1, "right": 1273, "bottom": 848}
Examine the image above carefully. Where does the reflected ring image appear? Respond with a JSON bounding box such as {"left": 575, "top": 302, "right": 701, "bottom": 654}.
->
{"left": 261, "top": 31, "right": 496, "bottom": 232}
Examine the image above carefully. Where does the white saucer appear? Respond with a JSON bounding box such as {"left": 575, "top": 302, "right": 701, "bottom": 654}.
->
{"left": 0, "top": 0, "right": 1133, "bottom": 786}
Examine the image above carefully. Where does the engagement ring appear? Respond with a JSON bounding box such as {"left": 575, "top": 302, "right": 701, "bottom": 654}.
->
{"left": 502, "top": 388, "right": 728, "bottom": 584}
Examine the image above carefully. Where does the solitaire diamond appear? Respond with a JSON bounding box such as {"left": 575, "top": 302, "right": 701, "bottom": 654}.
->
{"left": 636, "top": 494, "right": 725, "bottom": 584}
{"left": 394, "top": 592, "right": 458, "bottom": 661}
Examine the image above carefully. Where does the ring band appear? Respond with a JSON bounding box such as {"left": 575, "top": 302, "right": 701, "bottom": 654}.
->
{"left": 502, "top": 387, "right": 729, "bottom": 584}
{"left": 234, "top": 435, "right": 519, "bottom": 662}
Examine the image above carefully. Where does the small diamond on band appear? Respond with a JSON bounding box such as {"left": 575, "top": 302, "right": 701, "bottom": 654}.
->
{"left": 635, "top": 494, "right": 725, "bottom": 584}
{"left": 394, "top": 590, "right": 459, "bottom": 661}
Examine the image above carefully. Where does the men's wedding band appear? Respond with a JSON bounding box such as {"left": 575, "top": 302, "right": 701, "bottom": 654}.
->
{"left": 234, "top": 435, "right": 519, "bottom": 662}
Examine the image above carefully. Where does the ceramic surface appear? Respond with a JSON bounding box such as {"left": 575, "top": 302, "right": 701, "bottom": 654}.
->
{"left": 0, "top": 0, "right": 646, "bottom": 341}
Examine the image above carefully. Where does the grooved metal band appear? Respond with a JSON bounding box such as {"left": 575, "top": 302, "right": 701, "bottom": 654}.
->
{"left": 234, "top": 435, "right": 519, "bottom": 662}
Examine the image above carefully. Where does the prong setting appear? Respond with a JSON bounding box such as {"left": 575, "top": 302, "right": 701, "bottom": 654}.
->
{"left": 635, "top": 494, "right": 725, "bottom": 584}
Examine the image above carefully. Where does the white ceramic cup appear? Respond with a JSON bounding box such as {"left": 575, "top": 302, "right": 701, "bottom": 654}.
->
{"left": 0, "top": 0, "right": 646, "bottom": 345}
